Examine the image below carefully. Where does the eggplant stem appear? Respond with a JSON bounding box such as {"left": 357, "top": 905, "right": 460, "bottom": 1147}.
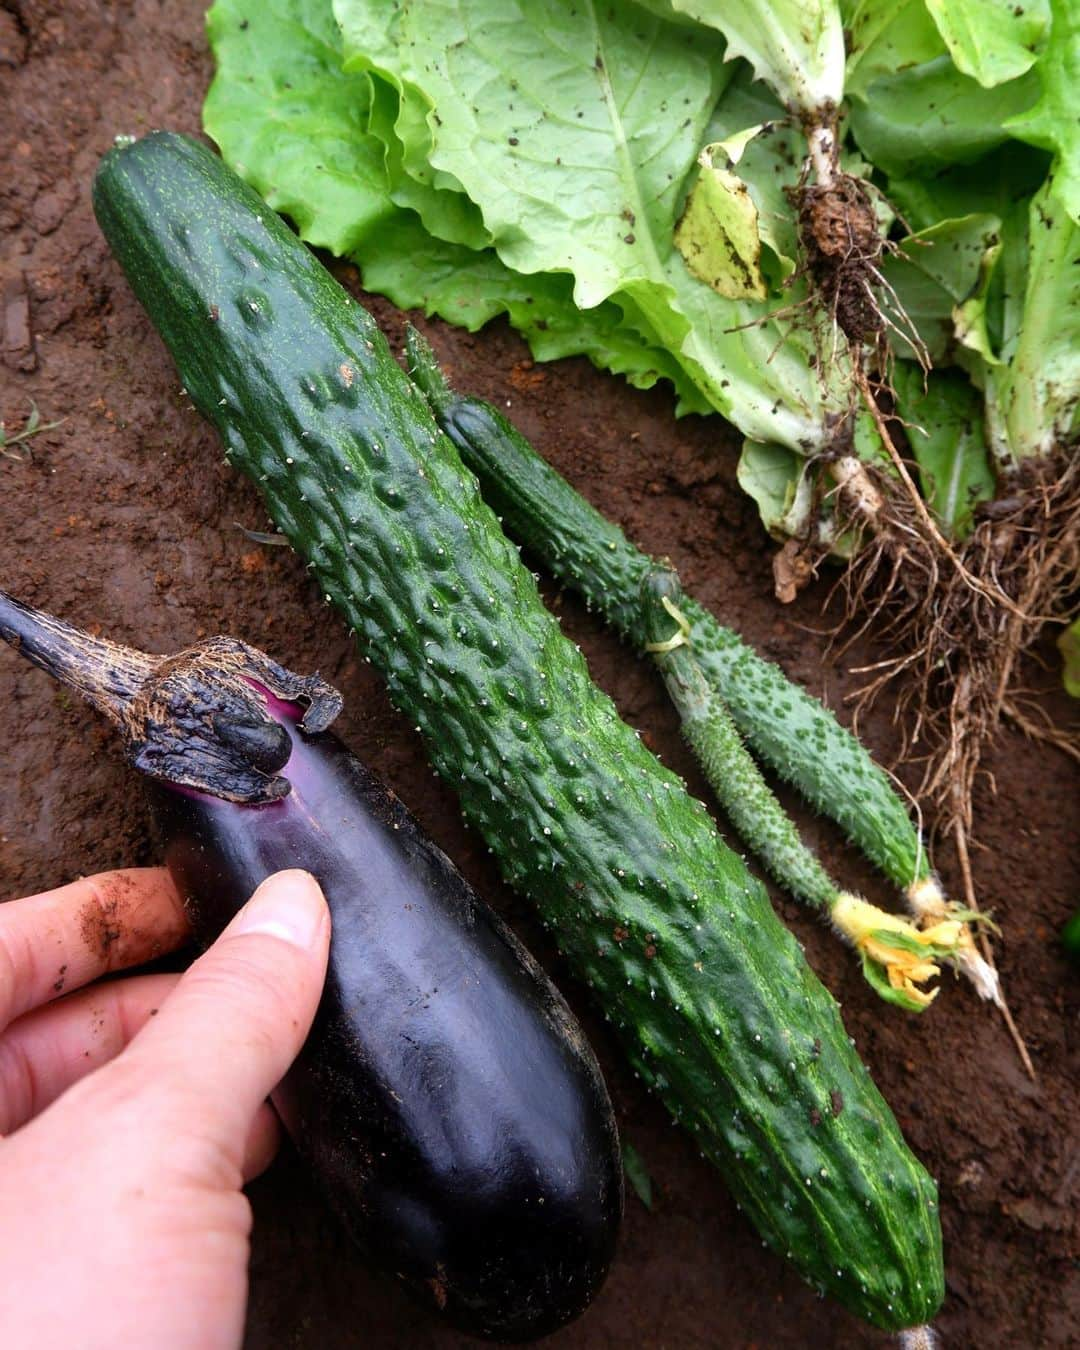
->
{"left": 0, "top": 589, "right": 342, "bottom": 803}
{"left": 0, "top": 588, "right": 155, "bottom": 727}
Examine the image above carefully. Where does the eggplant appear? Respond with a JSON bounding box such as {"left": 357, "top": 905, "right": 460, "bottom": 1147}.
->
{"left": 0, "top": 591, "right": 623, "bottom": 1341}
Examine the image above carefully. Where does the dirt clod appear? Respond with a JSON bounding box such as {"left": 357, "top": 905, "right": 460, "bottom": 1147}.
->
{"left": 3, "top": 270, "right": 36, "bottom": 373}
{"left": 795, "top": 175, "right": 883, "bottom": 346}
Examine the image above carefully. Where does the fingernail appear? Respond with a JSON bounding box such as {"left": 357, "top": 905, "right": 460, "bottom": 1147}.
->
{"left": 232, "top": 870, "right": 327, "bottom": 949}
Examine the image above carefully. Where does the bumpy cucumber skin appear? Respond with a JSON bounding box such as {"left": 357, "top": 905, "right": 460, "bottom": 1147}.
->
{"left": 642, "top": 568, "right": 839, "bottom": 914}
{"left": 93, "top": 133, "right": 943, "bottom": 1330}
{"left": 417, "top": 378, "right": 929, "bottom": 894}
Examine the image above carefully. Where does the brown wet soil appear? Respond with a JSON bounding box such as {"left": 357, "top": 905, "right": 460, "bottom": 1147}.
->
{"left": 2, "top": 3, "right": 1078, "bottom": 1347}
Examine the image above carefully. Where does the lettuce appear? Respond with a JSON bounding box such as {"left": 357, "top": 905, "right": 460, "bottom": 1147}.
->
{"left": 333, "top": 0, "right": 840, "bottom": 452}
{"left": 630, "top": 0, "right": 845, "bottom": 112}
{"left": 847, "top": 59, "right": 1040, "bottom": 177}
{"left": 205, "top": 0, "right": 1077, "bottom": 548}
{"left": 923, "top": 0, "right": 1050, "bottom": 87}
{"left": 982, "top": 176, "right": 1080, "bottom": 463}
{"left": 1005, "top": 0, "right": 1080, "bottom": 223}
{"left": 204, "top": 0, "right": 710, "bottom": 406}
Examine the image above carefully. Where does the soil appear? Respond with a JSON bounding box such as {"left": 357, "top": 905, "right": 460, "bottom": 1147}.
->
{"left": 1, "top": 3, "right": 1078, "bottom": 1348}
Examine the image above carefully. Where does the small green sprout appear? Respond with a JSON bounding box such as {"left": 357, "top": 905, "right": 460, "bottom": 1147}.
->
{"left": 1, "top": 400, "right": 65, "bottom": 461}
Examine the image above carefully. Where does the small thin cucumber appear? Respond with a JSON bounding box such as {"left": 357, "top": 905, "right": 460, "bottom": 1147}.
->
{"left": 641, "top": 564, "right": 967, "bottom": 1012}
{"left": 642, "top": 565, "right": 839, "bottom": 914}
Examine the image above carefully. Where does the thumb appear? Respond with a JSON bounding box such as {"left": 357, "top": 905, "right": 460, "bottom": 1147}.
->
{"left": 119, "top": 869, "right": 330, "bottom": 1161}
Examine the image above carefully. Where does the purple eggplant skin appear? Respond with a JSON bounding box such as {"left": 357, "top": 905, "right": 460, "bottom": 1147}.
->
{"left": 150, "top": 692, "right": 623, "bottom": 1342}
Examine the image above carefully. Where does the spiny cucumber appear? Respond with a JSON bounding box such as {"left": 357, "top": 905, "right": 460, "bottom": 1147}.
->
{"left": 93, "top": 132, "right": 944, "bottom": 1331}
{"left": 641, "top": 564, "right": 967, "bottom": 1012}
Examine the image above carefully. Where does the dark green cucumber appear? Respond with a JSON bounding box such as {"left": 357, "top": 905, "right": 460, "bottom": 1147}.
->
{"left": 93, "top": 132, "right": 943, "bottom": 1330}
{"left": 641, "top": 565, "right": 840, "bottom": 914}
{"left": 641, "top": 565, "right": 958, "bottom": 1013}
{"left": 406, "top": 333, "right": 933, "bottom": 896}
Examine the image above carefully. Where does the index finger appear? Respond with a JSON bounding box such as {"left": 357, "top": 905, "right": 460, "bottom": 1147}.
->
{"left": 0, "top": 869, "right": 190, "bottom": 1032}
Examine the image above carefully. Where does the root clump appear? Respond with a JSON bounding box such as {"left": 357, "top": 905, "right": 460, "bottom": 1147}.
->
{"left": 838, "top": 451, "right": 1080, "bottom": 877}
{"left": 769, "top": 106, "right": 1076, "bottom": 1077}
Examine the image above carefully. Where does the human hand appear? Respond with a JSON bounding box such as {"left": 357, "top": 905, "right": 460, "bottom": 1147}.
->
{"left": 0, "top": 866, "right": 330, "bottom": 1350}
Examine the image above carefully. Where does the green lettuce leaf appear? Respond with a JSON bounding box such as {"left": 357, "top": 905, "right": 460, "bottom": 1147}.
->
{"left": 885, "top": 143, "right": 1050, "bottom": 233}
{"left": 889, "top": 158, "right": 1078, "bottom": 465}
{"left": 885, "top": 144, "right": 1050, "bottom": 361}
{"left": 880, "top": 213, "right": 1002, "bottom": 363}
{"left": 847, "top": 57, "right": 1040, "bottom": 177}
{"left": 360, "top": 214, "right": 713, "bottom": 408}
{"left": 335, "top": 0, "right": 840, "bottom": 451}
{"left": 206, "top": 0, "right": 1069, "bottom": 559}
{"left": 892, "top": 364, "right": 994, "bottom": 537}
{"left": 1005, "top": 0, "right": 1080, "bottom": 222}
{"left": 365, "top": 74, "right": 491, "bottom": 251}
{"left": 736, "top": 440, "right": 814, "bottom": 538}
{"left": 204, "top": 0, "right": 394, "bottom": 255}
{"left": 986, "top": 174, "right": 1080, "bottom": 462}
{"left": 335, "top": 0, "right": 729, "bottom": 310}
{"left": 842, "top": 0, "right": 947, "bottom": 99}
{"left": 205, "top": 0, "right": 710, "bottom": 410}
{"left": 924, "top": 0, "right": 1050, "bottom": 87}
{"left": 630, "top": 0, "right": 845, "bottom": 111}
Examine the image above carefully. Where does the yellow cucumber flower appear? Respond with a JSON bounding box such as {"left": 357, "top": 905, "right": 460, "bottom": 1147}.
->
{"left": 831, "top": 892, "right": 967, "bottom": 1012}
{"left": 906, "top": 878, "right": 1001, "bottom": 1005}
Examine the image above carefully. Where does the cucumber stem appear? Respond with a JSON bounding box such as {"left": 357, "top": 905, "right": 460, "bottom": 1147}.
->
{"left": 407, "top": 327, "right": 455, "bottom": 413}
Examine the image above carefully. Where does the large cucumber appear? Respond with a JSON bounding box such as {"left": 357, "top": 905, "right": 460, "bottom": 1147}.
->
{"left": 93, "top": 131, "right": 943, "bottom": 1330}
